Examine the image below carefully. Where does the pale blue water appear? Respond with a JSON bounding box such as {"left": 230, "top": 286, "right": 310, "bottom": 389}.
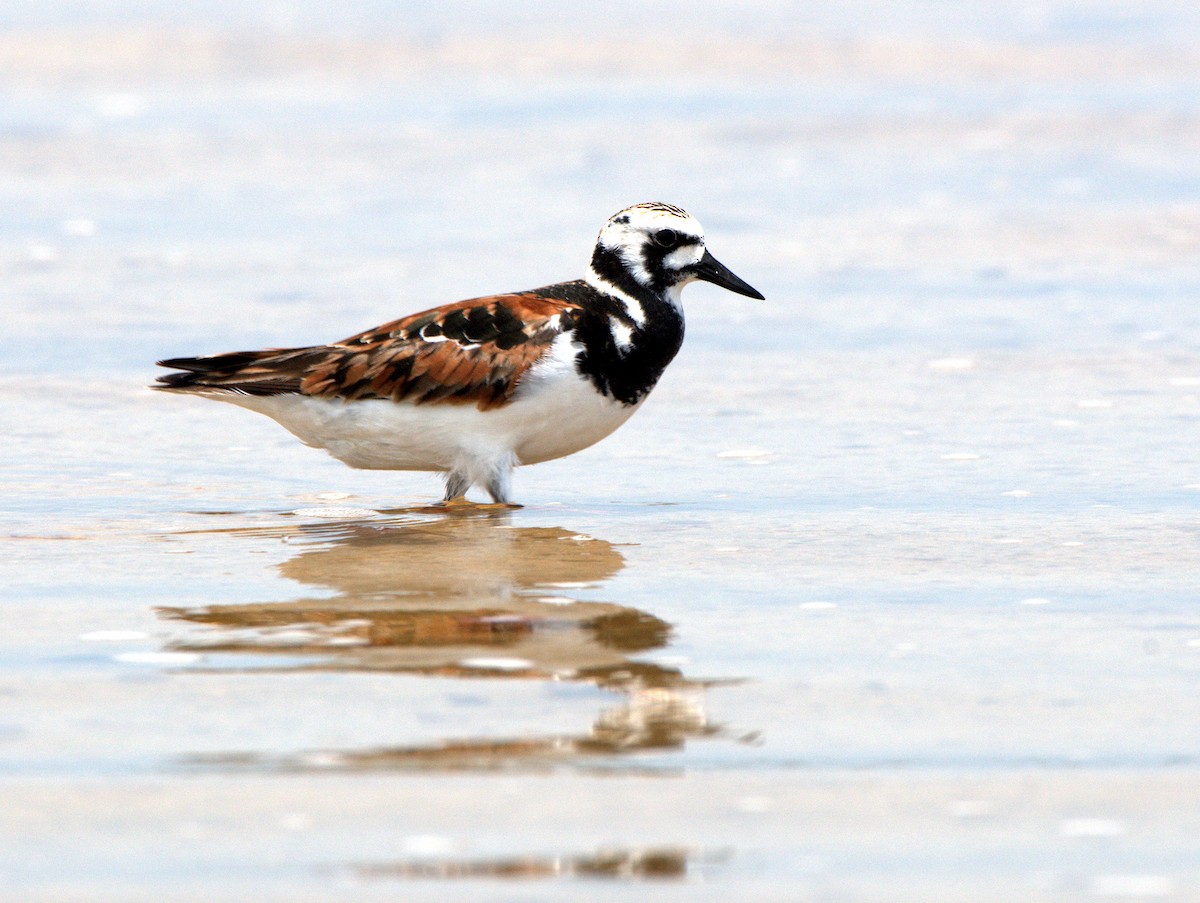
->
{"left": 2, "top": 2, "right": 1200, "bottom": 900}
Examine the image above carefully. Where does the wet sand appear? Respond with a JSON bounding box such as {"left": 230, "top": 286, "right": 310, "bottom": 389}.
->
{"left": 3, "top": 3, "right": 1200, "bottom": 900}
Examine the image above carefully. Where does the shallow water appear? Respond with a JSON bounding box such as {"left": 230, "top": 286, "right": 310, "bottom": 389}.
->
{"left": 3, "top": 2, "right": 1200, "bottom": 900}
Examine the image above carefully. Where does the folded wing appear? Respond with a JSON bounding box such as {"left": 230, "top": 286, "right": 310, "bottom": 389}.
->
{"left": 155, "top": 290, "right": 581, "bottom": 410}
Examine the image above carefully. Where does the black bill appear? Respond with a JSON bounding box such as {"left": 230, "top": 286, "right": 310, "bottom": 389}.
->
{"left": 692, "top": 249, "right": 765, "bottom": 300}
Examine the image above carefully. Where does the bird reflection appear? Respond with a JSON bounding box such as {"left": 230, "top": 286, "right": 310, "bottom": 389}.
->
{"left": 356, "top": 845, "right": 701, "bottom": 881}
{"left": 160, "top": 509, "right": 718, "bottom": 771}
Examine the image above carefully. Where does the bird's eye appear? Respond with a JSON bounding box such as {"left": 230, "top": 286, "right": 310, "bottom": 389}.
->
{"left": 651, "top": 228, "right": 678, "bottom": 248}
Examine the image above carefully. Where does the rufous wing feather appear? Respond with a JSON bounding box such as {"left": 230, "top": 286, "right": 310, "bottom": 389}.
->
{"left": 155, "top": 289, "right": 582, "bottom": 410}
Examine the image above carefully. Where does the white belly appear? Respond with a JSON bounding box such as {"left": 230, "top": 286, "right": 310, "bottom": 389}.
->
{"left": 212, "top": 372, "right": 641, "bottom": 473}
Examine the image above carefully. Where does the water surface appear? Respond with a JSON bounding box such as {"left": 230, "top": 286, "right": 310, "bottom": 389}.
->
{"left": 3, "top": 2, "right": 1200, "bottom": 900}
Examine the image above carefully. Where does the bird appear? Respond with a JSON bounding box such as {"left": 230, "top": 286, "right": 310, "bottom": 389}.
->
{"left": 154, "top": 202, "right": 764, "bottom": 506}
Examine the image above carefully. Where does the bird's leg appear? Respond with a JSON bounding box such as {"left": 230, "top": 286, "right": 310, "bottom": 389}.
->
{"left": 485, "top": 458, "right": 519, "bottom": 507}
{"left": 443, "top": 471, "right": 470, "bottom": 503}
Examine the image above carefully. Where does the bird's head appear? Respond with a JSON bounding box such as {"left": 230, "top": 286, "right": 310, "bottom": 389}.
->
{"left": 590, "top": 202, "right": 764, "bottom": 303}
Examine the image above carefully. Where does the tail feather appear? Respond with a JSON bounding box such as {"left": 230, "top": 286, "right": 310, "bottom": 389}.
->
{"left": 154, "top": 347, "right": 327, "bottom": 396}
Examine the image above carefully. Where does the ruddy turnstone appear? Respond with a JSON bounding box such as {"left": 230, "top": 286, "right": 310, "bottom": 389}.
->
{"left": 155, "top": 202, "right": 764, "bottom": 505}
